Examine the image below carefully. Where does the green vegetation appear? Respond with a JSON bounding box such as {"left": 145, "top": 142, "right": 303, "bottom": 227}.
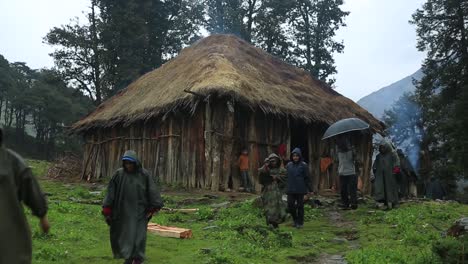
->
{"left": 27, "top": 161, "right": 468, "bottom": 264}
{"left": 345, "top": 202, "right": 468, "bottom": 264}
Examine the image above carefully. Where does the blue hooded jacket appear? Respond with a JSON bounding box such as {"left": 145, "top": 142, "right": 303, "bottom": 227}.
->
{"left": 286, "top": 148, "right": 312, "bottom": 194}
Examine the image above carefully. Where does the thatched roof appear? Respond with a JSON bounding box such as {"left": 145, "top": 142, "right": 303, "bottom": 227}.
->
{"left": 72, "top": 34, "right": 383, "bottom": 132}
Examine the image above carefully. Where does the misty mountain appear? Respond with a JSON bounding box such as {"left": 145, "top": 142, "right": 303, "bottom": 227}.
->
{"left": 357, "top": 69, "right": 423, "bottom": 119}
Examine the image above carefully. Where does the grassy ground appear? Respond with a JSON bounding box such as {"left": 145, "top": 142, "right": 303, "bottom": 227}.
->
{"left": 27, "top": 161, "right": 468, "bottom": 264}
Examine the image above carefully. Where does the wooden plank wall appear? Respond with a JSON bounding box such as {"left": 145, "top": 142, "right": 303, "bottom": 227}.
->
{"left": 81, "top": 102, "right": 374, "bottom": 194}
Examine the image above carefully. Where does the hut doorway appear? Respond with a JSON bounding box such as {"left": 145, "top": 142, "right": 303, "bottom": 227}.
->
{"left": 290, "top": 121, "right": 309, "bottom": 163}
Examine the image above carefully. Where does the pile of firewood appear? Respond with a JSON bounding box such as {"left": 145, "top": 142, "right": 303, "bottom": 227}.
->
{"left": 47, "top": 153, "right": 82, "bottom": 180}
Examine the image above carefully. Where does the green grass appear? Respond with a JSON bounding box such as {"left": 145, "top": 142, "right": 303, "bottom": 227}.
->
{"left": 25, "top": 160, "right": 468, "bottom": 263}
{"left": 28, "top": 178, "right": 342, "bottom": 264}
{"left": 344, "top": 201, "right": 468, "bottom": 264}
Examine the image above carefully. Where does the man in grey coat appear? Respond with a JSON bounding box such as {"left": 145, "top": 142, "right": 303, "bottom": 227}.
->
{"left": 0, "top": 126, "right": 49, "bottom": 264}
{"left": 373, "top": 141, "right": 401, "bottom": 210}
{"left": 103, "top": 150, "right": 164, "bottom": 264}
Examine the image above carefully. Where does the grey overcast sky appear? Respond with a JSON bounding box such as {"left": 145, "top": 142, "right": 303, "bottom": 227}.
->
{"left": 0, "top": 0, "right": 425, "bottom": 102}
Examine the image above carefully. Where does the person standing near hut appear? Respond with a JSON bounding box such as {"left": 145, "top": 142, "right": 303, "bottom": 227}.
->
{"left": 286, "top": 148, "right": 312, "bottom": 229}
{"left": 259, "top": 153, "right": 288, "bottom": 228}
{"left": 336, "top": 137, "right": 359, "bottom": 210}
{"left": 373, "top": 141, "right": 401, "bottom": 210}
{"left": 0, "top": 126, "right": 50, "bottom": 264}
{"left": 238, "top": 149, "right": 252, "bottom": 192}
{"left": 102, "top": 150, "right": 164, "bottom": 264}
{"left": 396, "top": 149, "right": 417, "bottom": 199}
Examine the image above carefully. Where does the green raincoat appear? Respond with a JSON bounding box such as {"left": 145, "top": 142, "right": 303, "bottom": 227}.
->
{"left": 0, "top": 128, "right": 48, "bottom": 264}
{"left": 373, "top": 141, "right": 400, "bottom": 204}
{"left": 259, "top": 154, "right": 288, "bottom": 226}
{"left": 103, "top": 150, "right": 164, "bottom": 260}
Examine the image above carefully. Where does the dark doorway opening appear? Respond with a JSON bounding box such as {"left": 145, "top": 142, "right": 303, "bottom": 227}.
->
{"left": 290, "top": 120, "right": 309, "bottom": 163}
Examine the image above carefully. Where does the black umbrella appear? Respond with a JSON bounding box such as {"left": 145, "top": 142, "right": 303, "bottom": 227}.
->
{"left": 322, "top": 118, "right": 370, "bottom": 140}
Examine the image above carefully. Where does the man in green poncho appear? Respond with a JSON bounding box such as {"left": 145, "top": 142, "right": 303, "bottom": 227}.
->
{"left": 0, "top": 126, "right": 49, "bottom": 264}
{"left": 373, "top": 140, "right": 401, "bottom": 210}
{"left": 259, "top": 153, "right": 288, "bottom": 228}
{"left": 102, "top": 150, "right": 164, "bottom": 264}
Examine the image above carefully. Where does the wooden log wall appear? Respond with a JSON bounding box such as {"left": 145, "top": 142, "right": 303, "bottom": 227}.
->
{"left": 81, "top": 100, "right": 374, "bottom": 194}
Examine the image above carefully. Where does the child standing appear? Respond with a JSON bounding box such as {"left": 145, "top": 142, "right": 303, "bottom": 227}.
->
{"left": 238, "top": 149, "right": 252, "bottom": 192}
{"left": 286, "top": 148, "right": 312, "bottom": 229}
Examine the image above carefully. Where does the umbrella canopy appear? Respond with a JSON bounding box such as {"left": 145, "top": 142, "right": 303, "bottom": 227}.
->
{"left": 322, "top": 118, "right": 370, "bottom": 140}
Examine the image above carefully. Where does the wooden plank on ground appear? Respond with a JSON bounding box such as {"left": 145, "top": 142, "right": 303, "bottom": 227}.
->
{"left": 147, "top": 223, "right": 193, "bottom": 239}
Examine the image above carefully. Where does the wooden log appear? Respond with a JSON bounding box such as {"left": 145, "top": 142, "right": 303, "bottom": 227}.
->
{"left": 147, "top": 223, "right": 193, "bottom": 239}
{"left": 248, "top": 113, "right": 260, "bottom": 192}
{"left": 195, "top": 108, "right": 206, "bottom": 189}
{"left": 204, "top": 102, "right": 213, "bottom": 189}
{"left": 222, "top": 102, "right": 235, "bottom": 190}
{"left": 161, "top": 208, "right": 200, "bottom": 213}
{"left": 210, "top": 102, "right": 225, "bottom": 191}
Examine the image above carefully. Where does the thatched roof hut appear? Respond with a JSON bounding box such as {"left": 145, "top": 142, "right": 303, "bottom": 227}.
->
{"left": 74, "top": 34, "right": 382, "bottom": 193}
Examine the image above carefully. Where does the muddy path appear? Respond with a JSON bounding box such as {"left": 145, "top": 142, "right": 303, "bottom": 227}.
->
{"left": 314, "top": 206, "right": 360, "bottom": 264}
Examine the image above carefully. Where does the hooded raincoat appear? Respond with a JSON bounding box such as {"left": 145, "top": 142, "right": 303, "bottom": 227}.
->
{"left": 0, "top": 127, "right": 48, "bottom": 264}
{"left": 259, "top": 154, "right": 288, "bottom": 226}
{"left": 286, "top": 148, "right": 312, "bottom": 194}
{"left": 103, "top": 150, "right": 164, "bottom": 261}
{"left": 373, "top": 141, "right": 400, "bottom": 204}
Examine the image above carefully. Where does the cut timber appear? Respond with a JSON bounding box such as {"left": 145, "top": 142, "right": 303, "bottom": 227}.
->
{"left": 161, "top": 208, "right": 200, "bottom": 213}
{"left": 147, "top": 223, "right": 193, "bottom": 239}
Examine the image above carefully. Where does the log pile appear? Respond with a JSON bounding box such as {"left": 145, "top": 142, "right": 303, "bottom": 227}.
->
{"left": 147, "top": 223, "right": 193, "bottom": 239}
{"left": 47, "top": 153, "right": 82, "bottom": 180}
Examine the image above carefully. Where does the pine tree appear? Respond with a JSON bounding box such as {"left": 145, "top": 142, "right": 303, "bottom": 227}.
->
{"left": 411, "top": 0, "right": 468, "bottom": 178}
{"left": 288, "top": 0, "right": 349, "bottom": 85}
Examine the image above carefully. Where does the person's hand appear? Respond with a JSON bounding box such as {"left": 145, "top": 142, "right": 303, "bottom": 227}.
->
{"left": 102, "top": 207, "right": 112, "bottom": 226}
{"left": 40, "top": 216, "right": 50, "bottom": 234}
{"left": 146, "top": 208, "right": 160, "bottom": 220}
{"left": 105, "top": 216, "right": 112, "bottom": 226}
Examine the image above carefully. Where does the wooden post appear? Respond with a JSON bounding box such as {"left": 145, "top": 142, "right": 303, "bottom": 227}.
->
{"left": 210, "top": 102, "right": 225, "bottom": 191}
{"left": 204, "top": 101, "right": 213, "bottom": 189}
{"left": 248, "top": 114, "right": 260, "bottom": 192}
{"left": 222, "top": 101, "right": 235, "bottom": 190}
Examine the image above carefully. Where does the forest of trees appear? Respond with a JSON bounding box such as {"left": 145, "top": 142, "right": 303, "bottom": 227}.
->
{"left": 0, "top": 55, "right": 92, "bottom": 159}
{"left": 382, "top": 0, "right": 468, "bottom": 195}
{"left": 1, "top": 0, "right": 350, "bottom": 159}
{"left": 2, "top": 0, "right": 467, "bottom": 192}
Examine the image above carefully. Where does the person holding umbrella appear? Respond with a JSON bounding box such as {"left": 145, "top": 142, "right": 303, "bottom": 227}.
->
{"left": 335, "top": 135, "right": 359, "bottom": 210}
{"left": 322, "top": 118, "right": 369, "bottom": 210}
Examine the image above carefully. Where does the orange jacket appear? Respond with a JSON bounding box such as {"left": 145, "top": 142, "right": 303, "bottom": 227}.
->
{"left": 239, "top": 154, "right": 249, "bottom": 171}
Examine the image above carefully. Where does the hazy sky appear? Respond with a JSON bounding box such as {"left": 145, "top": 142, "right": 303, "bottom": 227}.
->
{"left": 0, "top": 0, "right": 425, "bottom": 101}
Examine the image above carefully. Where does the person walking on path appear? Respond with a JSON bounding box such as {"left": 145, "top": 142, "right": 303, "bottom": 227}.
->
{"left": 0, "top": 126, "right": 49, "bottom": 264}
{"left": 286, "top": 148, "right": 312, "bottom": 229}
{"left": 259, "top": 153, "right": 288, "bottom": 228}
{"left": 102, "top": 150, "right": 164, "bottom": 264}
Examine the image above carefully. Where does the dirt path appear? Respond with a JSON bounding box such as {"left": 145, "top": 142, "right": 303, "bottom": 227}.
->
{"left": 314, "top": 208, "right": 360, "bottom": 264}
